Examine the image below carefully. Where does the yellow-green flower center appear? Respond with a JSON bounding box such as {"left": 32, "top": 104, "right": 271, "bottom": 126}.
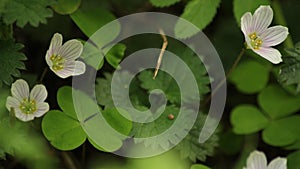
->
{"left": 248, "top": 32, "right": 262, "bottom": 50}
{"left": 50, "top": 55, "right": 64, "bottom": 71}
{"left": 19, "top": 99, "right": 37, "bottom": 114}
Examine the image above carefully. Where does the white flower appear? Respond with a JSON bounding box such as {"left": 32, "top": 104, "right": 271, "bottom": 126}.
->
{"left": 6, "top": 79, "right": 49, "bottom": 122}
{"left": 241, "top": 5, "right": 289, "bottom": 64}
{"left": 45, "top": 33, "right": 86, "bottom": 78}
{"left": 244, "top": 150, "right": 287, "bottom": 169}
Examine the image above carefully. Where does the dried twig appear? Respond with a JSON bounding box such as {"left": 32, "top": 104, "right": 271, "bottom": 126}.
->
{"left": 153, "top": 28, "right": 168, "bottom": 79}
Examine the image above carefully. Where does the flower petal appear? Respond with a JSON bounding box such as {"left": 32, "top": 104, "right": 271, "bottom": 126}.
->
{"left": 254, "top": 47, "right": 282, "bottom": 64}
{"left": 6, "top": 96, "right": 20, "bottom": 111}
{"left": 58, "top": 39, "right": 83, "bottom": 60}
{"left": 30, "top": 84, "right": 48, "bottom": 103}
{"left": 246, "top": 151, "right": 268, "bottom": 169}
{"left": 49, "top": 33, "right": 62, "bottom": 56}
{"left": 34, "top": 102, "right": 49, "bottom": 117}
{"left": 253, "top": 5, "right": 273, "bottom": 33}
{"left": 268, "top": 157, "right": 287, "bottom": 169}
{"left": 55, "top": 61, "right": 86, "bottom": 78}
{"left": 241, "top": 12, "right": 253, "bottom": 36}
{"left": 261, "top": 26, "right": 289, "bottom": 47}
{"left": 14, "top": 109, "right": 34, "bottom": 122}
{"left": 11, "top": 79, "right": 29, "bottom": 101}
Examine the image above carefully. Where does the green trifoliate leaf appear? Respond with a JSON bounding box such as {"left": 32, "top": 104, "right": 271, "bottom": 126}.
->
{"left": 0, "top": 40, "right": 26, "bottom": 86}
{"left": 233, "top": 0, "right": 270, "bottom": 26}
{"left": 149, "top": 0, "right": 180, "bottom": 7}
{"left": 175, "top": 0, "right": 221, "bottom": 39}
{"left": 258, "top": 84, "right": 300, "bottom": 119}
{"left": 288, "top": 151, "right": 300, "bottom": 169}
{"left": 230, "top": 105, "right": 269, "bottom": 134}
{"left": 229, "top": 60, "right": 270, "bottom": 94}
{"left": 2, "top": 0, "right": 54, "bottom": 27}
{"left": 262, "top": 115, "right": 300, "bottom": 147}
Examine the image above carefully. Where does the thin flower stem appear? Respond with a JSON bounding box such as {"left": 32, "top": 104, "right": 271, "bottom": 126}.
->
{"left": 153, "top": 28, "right": 168, "bottom": 79}
{"left": 61, "top": 151, "right": 80, "bottom": 169}
{"left": 39, "top": 67, "right": 48, "bottom": 83}
{"left": 272, "top": 0, "right": 294, "bottom": 48}
{"left": 204, "top": 48, "right": 245, "bottom": 105}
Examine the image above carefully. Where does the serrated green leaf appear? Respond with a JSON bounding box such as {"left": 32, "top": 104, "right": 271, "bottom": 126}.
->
{"left": 149, "top": 0, "right": 180, "bottom": 7}
{"left": 233, "top": 0, "right": 270, "bottom": 26}
{"left": 191, "top": 164, "right": 211, "bottom": 169}
{"left": 279, "top": 57, "right": 300, "bottom": 93}
{"left": 0, "top": 118, "right": 59, "bottom": 169}
{"left": 70, "top": 0, "right": 120, "bottom": 48}
{"left": 2, "top": 0, "right": 54, "bottom": 27}
{"left": 175, "top": 0, "right": 220, "bottom": 39}
{"left": 262, "top": 115, "right": 300, "bottom": 147}
{"left": 0, "top": 40, "right": 26, "bottom": 86}
{"left": 176, "top": 114, "right": 219, "bottom": 162}
{"left": 139, "top": 48, "right": 209, "bottom": 105}
{"left": 230, "top": 105, "right": 269, "bottom": 134}
{"left": 42, "top": 110, "right": 86, "bottom": 150}
{"left": 258, "top": 84, "right": 300, "bottom": 119}
{"left": 105, "top": 43, "right": 126, "bottom": 69}
{"left": 288, "top": 151, "right": 300, "bottom": 169}
{"left": 229, "top": 60, "right": 270, "bottom": 94}
{"left": 52, "top": 0, "right": 81, "bottom": 15}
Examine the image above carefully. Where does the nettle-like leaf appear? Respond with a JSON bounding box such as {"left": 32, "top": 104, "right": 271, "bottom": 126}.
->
{"left": 233, "top": 0, "right": 270, "bottom": 26}
{"left": 231, "top": 84, "right": 300, "bottom": 148}
{"left": 1, "top": 0, "right": 54, "bottom": 27}
{"left": 139, "top": 48, "right": 210, "bottom": 105}
{"left": 149, "top": 0, "right": 180, "bottom": 7}
{"left": 175, "top": 114, "right": 219, "bottom": 162}
{"left": 0, "top": 40, "right": 26, "bottom": 87}
{"left": 175, "top": 0, "right": 221, "bottom": 39}
{"left": 278, "top": 42, "right": 300, "bottom": 93}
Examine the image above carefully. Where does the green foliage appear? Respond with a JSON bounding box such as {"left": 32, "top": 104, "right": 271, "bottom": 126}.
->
{"left": 176, "top": 114, "right": 219, "bottom": 162}
{"left": 149, "top": 0, "right": 180, "bottom": 7}
{"left": 278, "top": 42, "right": 300, "bottom": 94}
{"left": 70, "top": 0, "right": 120, "bottom": 48}
{"left": 0, "top": 118, "right": 58, "bottom": 169}
{"left": 80, "top": 40, "right": 104, "bottom": 70}
{"left": 52, "top": 0, "right": 81, "bottom": 15}
{"left": 288, "top": 151, "right": 300, "bottom": 169}
{"left": 231, "top": 84, "right": 300, "bottom": 148}
{"left": 42, "top": 87, "right": 86, "bottom": 150}
{"left": 102, "top": 108, "right": 132, "bottom": 135}
{"left": 0, "top": 87, "right": 10, "bottom": 120}
{"left": 105, "top": 43, "right": 127, "bottom": 69}
{"left": 191, "top": 164, "right": 211, "bottom": 169}
{"left": 233, "top": 0, "right": 270, "bottom": 26}
{"left": 229, "top": 60, "right": 271, "bottom": 94}
{"left": 231, "top": 105, "right": 269, "bottom": 134}
{"left": 175, "top": 0, "right": 221, "bottom": 38}
{"left": 258, "top": 84, "right": 300, "bottom": 119}
{"left": 0, "top": 39, "right": 26, "bottom": 87}
{"left": 126, "top": 149, "right": 191, "bottom": 169}
{"left": 1, "top": 0, "right": 54, "bottom": 27}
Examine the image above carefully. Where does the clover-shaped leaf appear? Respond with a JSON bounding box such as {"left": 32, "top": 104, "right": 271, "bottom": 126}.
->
{"left": 229, "top": 60, "right": 270, "bottom": 94}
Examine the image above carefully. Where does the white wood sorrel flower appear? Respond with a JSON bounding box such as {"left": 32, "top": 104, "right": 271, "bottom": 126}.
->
{"left": 244, "top": 150, "right": 287, "bottom": 169}
{"left": 45, "top": 33, "right": 86, "bottom": 78}
{"left": 6, "top": 79, "right": 49, "bottom": 122}
{"left": 241, "top": 5, "right": 289, "bottom": 64}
